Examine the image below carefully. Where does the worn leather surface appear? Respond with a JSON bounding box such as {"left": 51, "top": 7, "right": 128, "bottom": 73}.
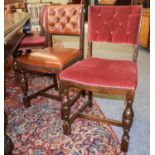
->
{"left": 59, "top": 57, "right": 137, "bottom": 90}
{"left": 17, "top": 47, "right": 80, "bottom": 73}
{"left": 47, "top": 5, "right": 82, "bottom": 35}
{"left": 88, "top": 5, "right": 141, "bottom": 45}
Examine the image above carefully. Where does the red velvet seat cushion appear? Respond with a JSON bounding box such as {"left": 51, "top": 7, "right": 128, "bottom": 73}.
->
{"left": 19, "top": 34, "right": 46, "bottom": 48}
{"left": 59, "top": 57, "right": 138, "bottom": 90}
{"left": 17, "top": 47, "right": 80, "bottom": 73}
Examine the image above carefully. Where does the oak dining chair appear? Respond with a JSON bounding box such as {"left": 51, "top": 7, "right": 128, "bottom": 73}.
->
{"left": 16, "top": 4, "right": 85, "bottom": 108}
{"left": 59, "top": 5, "right": 142, "bottom": 152}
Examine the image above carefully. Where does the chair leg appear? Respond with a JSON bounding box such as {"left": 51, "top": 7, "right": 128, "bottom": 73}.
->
{"left": 121, "top": 92, "right": 134, "bottom": 152}
{"left": 81, "top": 90, "right": 86, "bottom": 97}
{"left": 20, "top": 70, "right": 30, "bottom": 108}
{"left": 61, "top": 88, "right": 71, "bottom": 135}
{"left": 53, "top": 74, "right": 58, "bottom": 90}
{"left": 13, "top": 55, "right": 20, "bottom": 85}
{"left": 86, "top": 91, "right": 93, "bottom": 108}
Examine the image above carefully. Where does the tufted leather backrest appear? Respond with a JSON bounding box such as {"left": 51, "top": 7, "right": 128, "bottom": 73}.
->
{"left": 88, "top": 5, "right": 142, "bottom": 45}
{"left": 47, "top": 5, "right": 83, "bottom": 36}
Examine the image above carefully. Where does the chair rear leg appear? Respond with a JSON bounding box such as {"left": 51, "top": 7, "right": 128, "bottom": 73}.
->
{"left": 53, "top": 74, "right": 58, "bottom": 90}
{"left": 60, "top": 88, "right": 71, "bottom": 135}
{"left": 81, "top": 90, "right": 86, "bottom": 97}
{"left": 20, "top": 70, "right": 30, "bottom": 108}
{"left": 121, "top": 92, "right": 134, "bottom": 152}
{"left": 87, "top": 91, "right": 93, "bottom": 108}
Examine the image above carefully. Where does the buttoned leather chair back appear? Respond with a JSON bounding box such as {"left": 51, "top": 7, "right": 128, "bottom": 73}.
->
{"left": 47, "top": 5, "right": 82, "bottom": 35}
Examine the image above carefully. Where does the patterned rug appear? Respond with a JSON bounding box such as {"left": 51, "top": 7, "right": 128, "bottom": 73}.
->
{"left": 4, "top": 67, "right": 125, "bottom": 155}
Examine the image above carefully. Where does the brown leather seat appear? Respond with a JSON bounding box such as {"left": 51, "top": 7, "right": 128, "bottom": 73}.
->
{"left": 17, "top": 47, "right": 81, "bottom": 73}
{"left": 16, "top": 4, "right": 85, "bottom": 107}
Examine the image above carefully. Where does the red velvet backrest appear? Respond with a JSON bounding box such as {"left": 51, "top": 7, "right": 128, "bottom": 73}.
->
{"left": 88, "top": 5, "right": 142, "bottom": 45}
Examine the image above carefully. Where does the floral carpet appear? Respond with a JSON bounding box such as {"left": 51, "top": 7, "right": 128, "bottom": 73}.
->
{"left": 5, "top": 68, "right": 125, "bottom": 155}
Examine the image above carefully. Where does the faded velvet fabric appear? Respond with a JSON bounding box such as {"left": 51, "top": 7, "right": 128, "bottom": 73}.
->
{"left": 88, "top": 5, "right": 141, "bottom": 44}
{"left": 59, "top": 57, "right": 137, "bottom": 90}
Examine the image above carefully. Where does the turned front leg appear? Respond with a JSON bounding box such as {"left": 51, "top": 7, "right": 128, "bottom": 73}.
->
{"left": 53, "top": 74, "right": 58, "bottom": 90}
{"left": 85, "top": 91, "right": 93, "bottom": 108}
{"left": 13, "top": 55, "right": 20, "bottom": 85}
{"left": 20, "top": 70, "right": 30, "bottom": 108}
{"left": 121, "top": 92, "right": 134, "bottom": 152}
{"left": 60, "top": 88, "right": 71, "bottom": 135}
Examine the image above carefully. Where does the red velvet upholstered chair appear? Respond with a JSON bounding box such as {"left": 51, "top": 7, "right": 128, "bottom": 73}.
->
{"left": 59, "top": 5, "right": 142, "bottom": 152}
{"left": 16, "top": 4, "right": 85, "bottom": 107}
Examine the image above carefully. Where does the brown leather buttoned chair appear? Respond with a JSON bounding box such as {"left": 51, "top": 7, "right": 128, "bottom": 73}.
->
{"left": 16, "top": 4, "right": 85, "bottom": 107}
{"left": 59, "top": 5, "right": 142, "bottom": 152}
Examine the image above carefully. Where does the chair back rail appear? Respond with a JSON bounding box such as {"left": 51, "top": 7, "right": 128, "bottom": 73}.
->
{"left": 27, "top": 3, "right": 45, "bottom": 31}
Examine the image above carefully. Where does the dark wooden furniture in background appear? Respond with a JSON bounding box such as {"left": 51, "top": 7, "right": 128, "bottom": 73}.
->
{"left": 139, "top": 8, "right": 150, "bottom": 48}
{"left": 132, "top": 0, "right": 150, "bottom": 48}
{"left": 70, "top": 0, "right": 81, "bottom": 3}
{"left": 115, "top": 0, "right": 131, "bottom": 5}
{"left": 4, "top": 12, "right": 30, "bottom": 155}
{"left": 59, "top": 5, "right": 142, "bottom": 152}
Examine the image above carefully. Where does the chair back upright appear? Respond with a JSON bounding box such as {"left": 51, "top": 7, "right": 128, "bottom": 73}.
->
{"left": 45, "top": 4, "right": 85, "bottom": 59}
{"left": 88, "top": 5, "right": 142, "bottom": 62}
{"left": 27, "top": 3, "right": 45, "bottom": 31}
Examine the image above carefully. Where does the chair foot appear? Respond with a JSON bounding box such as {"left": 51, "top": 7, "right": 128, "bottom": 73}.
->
{"left": 121, "top": 92, "right": 134, "bottom": 152}
{"left": 121, "top": 131, "right": 129, "bottom": 152}
{"left": 23, "top": 97, "right": 30, "bottom": 108}
{"left": 60, "top": 87, "right": 71, "bottom": 135}
{"left": 4, "top": 133, "right": 14, "bottom": 155}
{"left": 63, "top": 121, "right": 71, "bottom": 135}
